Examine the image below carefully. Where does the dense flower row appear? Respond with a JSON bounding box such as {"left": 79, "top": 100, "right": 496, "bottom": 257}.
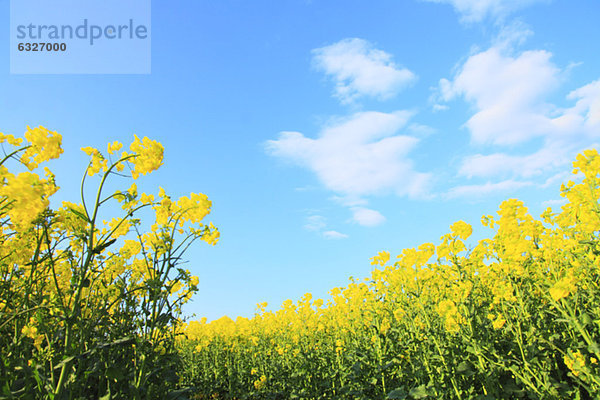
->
{"left": 179, "top": 150, "right": 600, "bottom": 399}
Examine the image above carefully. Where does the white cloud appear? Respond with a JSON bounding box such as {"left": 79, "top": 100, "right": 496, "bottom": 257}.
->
{"left": 440, "top": 42, "right": 600, "bottom": 147}
{"left": 304, "top": 215, "right": 326, "bottom": 231}
{"left": 351, "top": 207, "right": 386, "bottom": 227}
{"left": 407, "top": 123, "right": 436, "bottom": 137}
{"left": 458, "top": 144, "right": 571, "bottom": 179}
{"left": 421, "top": 0, "right": 547, "bottom": 23}
{"left": 266, "top": 110, "right": 431, "bottom": 198}
{"left": 540, "top": 171, "right": 572, "bottom": 189}
{"left": 440, "top": 47, "right": 563, "bottom": 145}
{"left": 312, "top": 38, "right": 416, "bottom": 104}
{"left": 446, "top": 179, "right": 532, "bottom": 199}
{"left": 303, "top": 215, "right": 349, "bottom": 239}
{"left": 323, "top": 230, "right": 349, "bottom": 239}
{"left": 492, "top": 21, "right": 533, "bottom": 48}
{"left": 438, "top": 32, "right": 600, "bottom": 196}
{"left": 566, "top": 80, "right": 600, "bottom": 131}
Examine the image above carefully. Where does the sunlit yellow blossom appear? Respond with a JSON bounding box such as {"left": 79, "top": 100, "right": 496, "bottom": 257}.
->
{"left": 371, "top": 251, "right": 390, "bottom": 266}
{"left": 0, "top": 171, "right": 52, "bottom": 226}
{"left": 450, "top": 220, "right": 473, "bottom": 240}
{"left": 564, "top": 350, "right": 586, "bottom": 377}
{"left": 20, "top": 126, "right": 63, "bottom": 170}
{"left": 140, "top": 193, "right": 154, "bottom": 204}
{"left": 81, "top": 146, "right": 108, "bottom": 176}
{"left": 549, "top": 274, "right": 578, "bottom": 302}
{"left": 0, "top": 131, "right": 23, "bottom": 146}
{"left": 201, "top": 222, "right": 220, "bottom": 245}
{"left": 492, "top": 314, "right": 506, "bottom": 329}
{"left": 107, "top": 141, "right": 123, "bottom": 155}
{"left": 21, "top": 318, "right": 44, "bottom": 350}
{"left": 129, "top": 135, "right": 164, "bottom": 179}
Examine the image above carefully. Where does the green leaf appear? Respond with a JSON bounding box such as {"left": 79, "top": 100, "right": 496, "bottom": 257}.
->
{"left": 68, "top": 206, "right": 89, "bottom": 222}
{"left": 409, "top": 384, "right": 432, "bottom": 399}
{"left": 93, "top": 238, "right": 117, "bottom": 254}
{"left": 387, "top": 387, "right": 408, "bottom": 399}
{"left": 457, "top": 361, "right": 474, "bottom": 376}
{"left": 53, "top": 356, "right": 75, "bottom": 370}
{"left": 581, "top": 312, "right": 592, "bottom": 326}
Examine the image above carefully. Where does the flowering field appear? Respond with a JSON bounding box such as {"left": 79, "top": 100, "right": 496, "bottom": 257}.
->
{"left": 177, "top": 152, "right": 600, "bottom": 399}
{"left": 2, "top": 126, "right": 600, "bottom": 399}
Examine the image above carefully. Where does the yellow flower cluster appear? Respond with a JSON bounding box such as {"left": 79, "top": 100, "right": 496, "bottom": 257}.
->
{"left": 253, "top": 374, "right": 267, "bottom": 390}
{"left": 1, "top": 126, "right": 61, "bottom": 227}
{"left": 21, "top": 317, "right": 44, "bottom": 350}
{"left": 1, "top": 127, "right": 219, "bottom": 398}
{"left": 128, "top": 134, "right": 164, "bottom": 179}
{"left": 564, "top": 350, "right": 586, "bottom": 377}
{"left": 20, "top": 126, "right": 64, "bottom": 170}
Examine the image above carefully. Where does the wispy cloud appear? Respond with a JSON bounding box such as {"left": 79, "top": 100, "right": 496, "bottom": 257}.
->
{"left": 304, "top": 215, "right": 327, "bottom": 231}
{"left": 312, "top": 38, "right": 416, "bottom": 104}
{"left": 323, "top": 230, "right": 349, "bottom": 240}
{"left": 458, "top": 144, "right": 571, "bottom": 179}
{"left": 541, "top": 198, "right": 567, "bottom": 208}
{"left": 421, "top": 0, "right": 548, "bottom": 23}
{"left": 540, "top": 171, "right": 572, "bottom": 189}
{"left": 303, "top": 215, "right": 349, "bottom": 239}
{"left": 350, "top": 207, "right": 386, "bottom": 227}
{"left": 446, "top": 179, "right": 533, "bottom": 199}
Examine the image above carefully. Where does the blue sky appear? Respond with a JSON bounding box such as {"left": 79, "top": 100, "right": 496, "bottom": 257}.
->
{"left": 2, "top": 0, "right": 600, "bottom": 321}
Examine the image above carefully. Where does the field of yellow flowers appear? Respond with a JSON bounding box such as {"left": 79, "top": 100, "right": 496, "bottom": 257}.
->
{"left": 2, "top": 125, "right": 600, "bottom": 399}
{"left": 178, "top": 150, "right": 600, "bottom": 399}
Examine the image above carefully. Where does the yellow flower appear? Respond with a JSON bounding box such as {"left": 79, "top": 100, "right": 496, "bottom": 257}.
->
{"left": 140, "top": 192, "right": 154, "bottom": 204}
{"left": 129, "top": 135, "right": 164, "bottom": 179}
{"left": 492, "top": 315, "right": 506, "bottom": 330}
{"left": 201, "top": 222, "right": 220, "bottom": 245}
{"left": 21, "top": 318, "right": 44, "bottom": 350}
{"left": 20, "top": 126, "right": 63, "bottom": 170}
{"left": 437, "top": 299, "right": 457, "bottom": 317}
{"left": 370, "top": 251, "right": 390, "bottom": 266}
{"left": 0, "top": 131, "right": 23, "bottom": 146}
{"left": 549, "top": 274, "right": 577, "bottom": 302}
{"left": 0, "top": 171, "right": 51, "bottom": 226}
{"left": 81, "top": 146, "right": 107, "bottom": 176}
{"left": 170, "top": 281, "right": 183, "bottom": 294}
{"left": 107, "top": 140, "right": 123, "bottom": 155}
{"left": 253, "top": 374, "right": 267, "bottom": 390}
{"left": 21, "top": 324, "right": 38, "bottom": 338}
{"left": 450, "top": 220, "right": 473, "bottom": 240}
{"left": 444, "top": 316, "right": 460, "bottom": 333}
{"left": 564, "top": 350, "right": 586, "bottom": 377}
